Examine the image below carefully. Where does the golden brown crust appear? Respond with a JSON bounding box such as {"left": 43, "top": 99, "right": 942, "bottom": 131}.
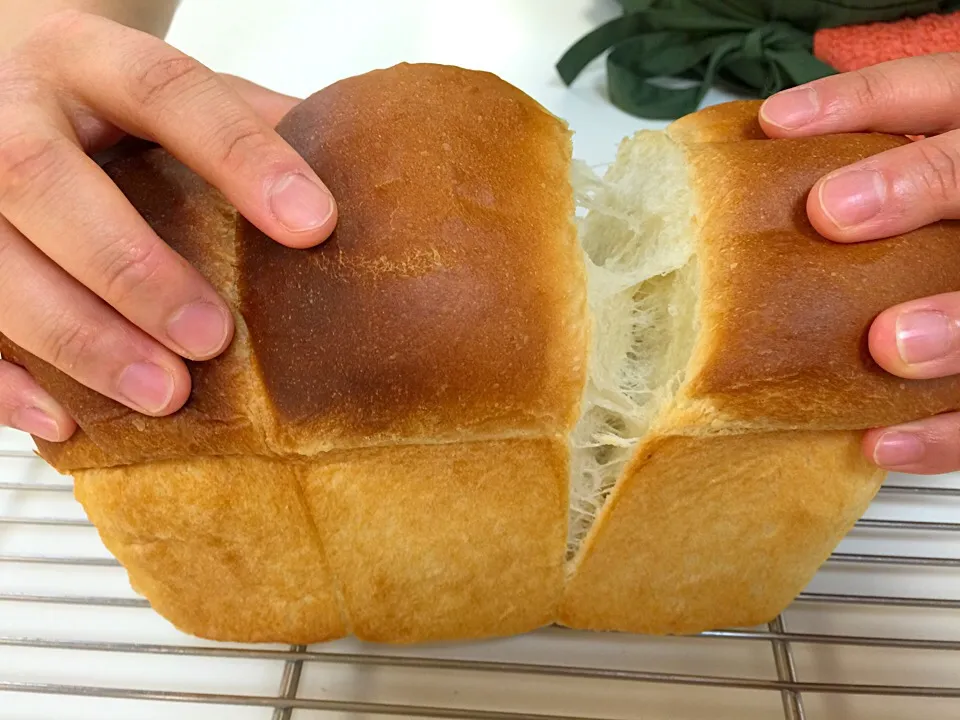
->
{"left": 676, "top": 135, "right": 960, "bottom": 431}
{"left": 0, "top": 149, "right": 274, "bottom": 472}
{"left": 75, "top": 456, "right": 347, "bottom": 643}
{"left": 666, "top": 99, "right": 766, "bottom": 143}
{"left": 300, "top": 437, "right": 567, "bottom": 642}
{"left": 561, "top": 431, "right": 883, "bottom": 634}
{"left": 6, "top": 76, "right": 941, "bottom": 645}
{"left": 9, "top": 63, "right": 586, "bottom": 644}
{"left": 75, "top": 437, "right": 566, "bottom": 644}
{"left": 3, "top": 63, "right": 589, "bottom": 468}
{"left": 240, "top": 63, "right": 588, "bottom": 451}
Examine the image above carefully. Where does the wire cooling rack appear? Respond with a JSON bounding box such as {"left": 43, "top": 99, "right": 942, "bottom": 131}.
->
{"left": 1, "top": 426, "right": 959, "bottom": 720}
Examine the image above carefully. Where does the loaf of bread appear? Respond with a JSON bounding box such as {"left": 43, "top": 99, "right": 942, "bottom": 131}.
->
{"left": 4, "top": 63, "right": 960, "bottom": 643}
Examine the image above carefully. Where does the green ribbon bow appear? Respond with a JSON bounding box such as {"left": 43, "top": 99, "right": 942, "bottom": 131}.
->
{"left": 557, "top": 0, "right": 960, "bottom": 120}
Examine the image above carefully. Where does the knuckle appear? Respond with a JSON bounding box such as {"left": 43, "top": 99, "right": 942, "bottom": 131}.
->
{"left": 928, "top": 53, "right": 960, "bottom": 96}
{"left": 0, "top": 58, "right": 13, "bottom": 86}
{"left": 0, "top": 57, "right": 32, "bottom": 98}
{"left": 0, "top": 365, "right": 25, "bottom": 418}
{"left": 11, "top": 9, "right": 89, "bottom": 58}
{"left": 0, "top": 229, "right": 15, "bottom": 280}
{"left": 912, "top": 141, "right": 960, "bottom": 205}
{"left": 850, "top": 67, "right": 896, "bottom": 109}
{"left": 43, "top": 320, "right": 100, "bottom": 375}
{"left": 30, "top": 9, "right": 89, "bottom": 42}
{"left": 0, "top": 127, "right": 61, "bottom": 206}
{"left": 129, "top": 51, "right": 212, "bottom": 111}
{"left": 0, "top": 359, "right": 28, "bottom": 394}
{"left": 926, "top": 54, "right": 960, "bottom": 131}
{"left": 214, "top": 114, "right": 272, "bottom": 170}
{"left": 92, "top": 237, "right": 167, "bottom": 305}
{"left": 0, "top": 69, "right": 42, "bottom": 108}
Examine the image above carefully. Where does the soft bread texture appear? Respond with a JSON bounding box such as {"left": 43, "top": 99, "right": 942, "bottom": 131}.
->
{"left": 2, "top": 63, "right": 585, "bottom": 642}
{"left": 4, "top": 63, "right": 960, "bottom": 643}
{"left": 562, "top": 431, "right": 880, "bottom": 633}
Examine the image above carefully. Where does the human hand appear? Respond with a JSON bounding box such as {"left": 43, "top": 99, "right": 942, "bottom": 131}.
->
{"left": 0, "top": 11, "right": 336, "bottom": 442}
{"left": 760, "top": 53, "right": 960, "bottom": 475}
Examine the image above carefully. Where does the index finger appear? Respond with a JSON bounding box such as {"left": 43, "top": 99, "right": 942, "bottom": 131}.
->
{"left": 759, "top": 53, "right": 960, "bottom": 138}
{"left": 32, "top": 11, "right": 336, "bottom": 249}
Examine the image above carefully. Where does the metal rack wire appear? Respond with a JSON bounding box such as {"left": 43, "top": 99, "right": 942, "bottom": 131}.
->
{"left": 1, "top": 435, "right": 959, "bottom": 719}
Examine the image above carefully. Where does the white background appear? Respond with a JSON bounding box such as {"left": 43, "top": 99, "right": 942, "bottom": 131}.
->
{"left": 166, "top": 0, "right": 738, "bottom": 167}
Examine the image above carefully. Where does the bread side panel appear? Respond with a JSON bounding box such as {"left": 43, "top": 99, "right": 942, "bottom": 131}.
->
{"left": 680, "top": 135, "right": 960, "bottom": 430}
{"left": 0, "top": 149, "right": 274, "bottom": 471}
{"left": 75, "top": 456, "right": 347, "bottom": 643}
{"left": 560, "top": 431, "right": 883, "bottom": 634}
{"left": 299, "top": 436, "right": 568, "bottom": 642}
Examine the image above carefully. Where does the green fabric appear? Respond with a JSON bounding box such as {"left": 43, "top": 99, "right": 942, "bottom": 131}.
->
{"left": 557, "top": 0, "right": 960, "bottom": 120}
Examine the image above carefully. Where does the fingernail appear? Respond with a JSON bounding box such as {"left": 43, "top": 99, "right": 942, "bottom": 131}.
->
{"left": 896, "top": 310, "right": 957, "bottom": 365}
{"left": 818, "top": 169, "right": 886, "bottom": 228}
{"left": 117, "top": 362, "right": 175, "bottom": 414}
{"left": 166, "top": 302, "right": 230, "bottom": 358}
{"left": 11, "top": 406, "right": 61, "bottom": 442}
{"left": 873, "top": 431, "right": 926, "bottom": 467}
{"left": 269, "top": 172, "right": 334, "bottom": 232}
{"left": 760, "top": 87, "right": 820, "bottom": 129}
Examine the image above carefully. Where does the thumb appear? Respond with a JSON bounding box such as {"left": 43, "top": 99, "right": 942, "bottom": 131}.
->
{"left": 219, "top": 74, "right": 301, "bottom": 128}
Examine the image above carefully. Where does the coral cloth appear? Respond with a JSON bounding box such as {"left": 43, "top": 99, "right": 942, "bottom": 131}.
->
{"left": 815, "top": 11, "right": 960, "bottom": 72}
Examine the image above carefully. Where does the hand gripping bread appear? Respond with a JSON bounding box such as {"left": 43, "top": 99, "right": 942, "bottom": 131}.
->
{"left": 3, "top": 63, "right": 960, "bottom": 643}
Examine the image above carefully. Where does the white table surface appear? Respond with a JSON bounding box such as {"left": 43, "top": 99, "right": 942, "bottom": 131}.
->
{"left": 2, "top": 1, "right": 960, "bottom": 718}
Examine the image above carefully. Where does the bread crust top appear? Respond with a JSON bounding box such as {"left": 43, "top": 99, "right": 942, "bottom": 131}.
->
{"left": 667, "top": 102, "right": 960, "bottom": 431}
{"left": 0, "top": 63, "right": 590, "bottom": 471}
{"left": 240, "top": 63, "right": 588, "bottom": 451}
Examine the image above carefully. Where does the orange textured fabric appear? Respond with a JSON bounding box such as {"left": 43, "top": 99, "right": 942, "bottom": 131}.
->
{"left": 814, "top": 11, "right": 960, "bottom": 73}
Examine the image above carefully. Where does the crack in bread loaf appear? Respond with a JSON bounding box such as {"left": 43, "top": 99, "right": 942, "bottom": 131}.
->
{"left": 567, "top": 134, "right": 698, "bottom": 559}
{"left": 4, "top": 63, "right": 960, "bottom": 643}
